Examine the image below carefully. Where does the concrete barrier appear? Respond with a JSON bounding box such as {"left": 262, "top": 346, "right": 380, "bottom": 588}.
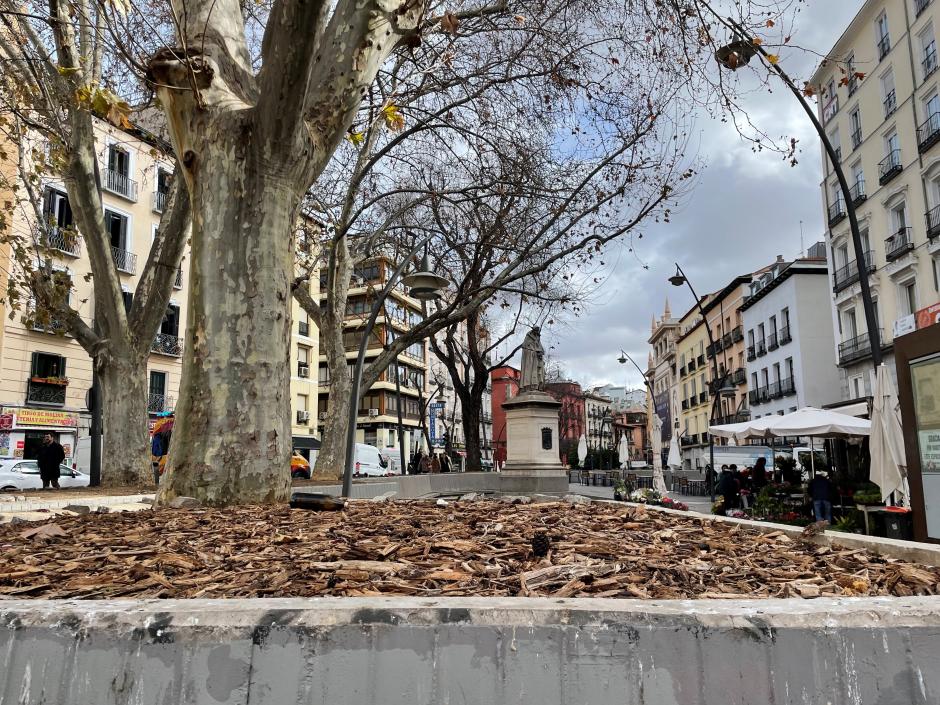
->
{"left": 302, "top": 471, "right": 568, "bottom": 499}
{"left": 1, "top": 596, "right": 939, "bottom": 704}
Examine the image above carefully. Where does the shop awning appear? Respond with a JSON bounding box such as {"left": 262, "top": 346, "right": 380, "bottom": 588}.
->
{"left": 292, "top": 435, "right": 321, "bottom": 450}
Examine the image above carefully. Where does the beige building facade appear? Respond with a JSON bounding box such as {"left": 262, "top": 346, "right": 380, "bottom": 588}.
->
{"left": 814, "top": 0, "right": 940, "bottom": 400}
{"left": 0, "top": 118, "right": 187, "bottom": 464}
{"left": 583, "top": 390, "right": 613, "bottom": 452}
{"left": 646, "top": 300, "right": 679, "bottom": 467}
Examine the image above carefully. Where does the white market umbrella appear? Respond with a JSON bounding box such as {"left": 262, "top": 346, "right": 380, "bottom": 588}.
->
{"left": 709, "top": 416, "right": 777, "bottom": 443}
{"left": 651, "top": 414, "right": 663, "bottom": 472}
{"left": 764, "top": 407, "right": 870, "bottom": 438}
{"left": 667, "top": 435, "right": 681, "bottom": 469}
{"left": 577, "top": 434, "right": 587, "bottom": 467}
{"left": 870, "top": 365, "right": 908, "bottom": 505}
{"left": 618, "top": 433, "right": 629, "bottom": 469}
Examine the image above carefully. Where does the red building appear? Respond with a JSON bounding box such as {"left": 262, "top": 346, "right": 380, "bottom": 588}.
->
{"left": 545, "top": 380, "right": 585, "bottom": 464}
{"left": 490, "top": 365, "right": 520, "bottom": 466}
{"left": 614, "top": 407, "right": 649, "bottom": 465}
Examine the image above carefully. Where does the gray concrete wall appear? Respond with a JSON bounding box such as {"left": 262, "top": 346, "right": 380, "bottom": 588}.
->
{"left": 307, "top": 472, "right": 568, "bottom": 499}
{"left": 1, "top": 596, "right": 938, "bottom": 704}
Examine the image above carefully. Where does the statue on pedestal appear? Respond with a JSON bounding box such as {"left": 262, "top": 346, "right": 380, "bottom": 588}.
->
{"left": 519, "top": 326, "right": 546, "bottom": 391}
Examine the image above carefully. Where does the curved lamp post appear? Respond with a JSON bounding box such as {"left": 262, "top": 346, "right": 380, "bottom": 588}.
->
{"left": 668, "top": 263, "right": 737, "bottom": 502}
{"left": 714, "top": 26, "right": 881, "bottom": 367}
{"left": 602, "top": 411, "right": 614, "bottom": 473}
{"left": 341, "top": 238, "right": 450, "bottom": 497}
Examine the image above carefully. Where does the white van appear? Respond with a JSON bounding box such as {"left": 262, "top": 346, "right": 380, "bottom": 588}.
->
{"left": 353, "top": 443, "right": 394, "bottom": 477}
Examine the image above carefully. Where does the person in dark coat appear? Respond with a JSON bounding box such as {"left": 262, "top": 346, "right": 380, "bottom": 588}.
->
{"left": 752, "top": 456, "right": 768, "bottom": 492}
{"left": 808, "top": 471, "right": 833, "bottom": 523}
{"left": 717, "top": 467, "right": 738, "bottom": 511}
{"left": 440, "top": 453, "right": 452, "bottom": 473}
{"left": 36, "top": 433, "right": 65, "bottom": 489}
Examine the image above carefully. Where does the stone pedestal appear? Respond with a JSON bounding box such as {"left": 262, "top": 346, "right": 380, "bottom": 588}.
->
{"left": 501, "top": 390, "right": 566, "bottom": 492}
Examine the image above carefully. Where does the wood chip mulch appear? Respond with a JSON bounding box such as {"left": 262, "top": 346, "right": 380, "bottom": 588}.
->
{"left": 0, "top": 500, "right": 937, "bottom": 600}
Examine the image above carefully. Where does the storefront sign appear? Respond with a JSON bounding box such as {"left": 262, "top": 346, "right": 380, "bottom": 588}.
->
{"left": 916, "top": 303, "right": 940, "bottom": 331}
{"left": 894, "top": 314, "right": 917, "bottom": 338}
{"left": 921, "top": 431, "right": 940, "bottom": 473}
{"left": 429, "top": 402, "right": 444, "bottom": 444}
{"left": 12, "top": 409, "right": 78, "bottom": 428}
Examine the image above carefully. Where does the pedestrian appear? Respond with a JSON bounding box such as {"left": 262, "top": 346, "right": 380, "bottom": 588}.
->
{"left": 808, "top": 470, "right": 833, "bottom": 523}
{"left": 409, "top": 449, "right": 424, "bottom": 475}
{"left": 752, "top": 456, "right": 768, "bottom": 492}
{"left": 430, "top": 454, "right": 441, "bottom": 474}
{"left": 717, "top": 466, "right": 738, "bottom": 511}
{"left": 440, "top": 453, "right": 452, "bottom": 474}
{"left": 37, "top": 433, "right": 65, "bottom": 490}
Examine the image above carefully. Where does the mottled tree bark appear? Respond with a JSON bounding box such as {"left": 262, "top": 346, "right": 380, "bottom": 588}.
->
{"left": 97, "top": 350, "right": 152, "bottom": 486}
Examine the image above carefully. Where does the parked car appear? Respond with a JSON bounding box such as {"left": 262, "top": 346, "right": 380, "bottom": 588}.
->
{"left": 352, "top": 444, "right": 397, "bottom": 477}
{"left": 290, "top": 452, "right": 311, "bottom": 479}
{"left": 0, "top": 459, "right": 89, "bottom": 491}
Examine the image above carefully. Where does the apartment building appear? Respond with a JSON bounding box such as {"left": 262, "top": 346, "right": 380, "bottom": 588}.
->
{"left": 741, "top": 247, "right": 842, "bottom": 418}
{"left": 646, "top": 299, "right": 679, "bottom": 466}
{"left": 591, "top": 384, "right": 646, "bottom": 412}
{"left": 315, "top": 258, "right": 429, "bottom": 459}
{"left": 813, "top": 0, "right": 940, "bottom": 400}
{"left": 583, "top": 390, "right": 613, "bottom": 452}
{"left": 544, "top": 379, "right": 585, "bottom": 463}
{"left": 0, "top": 118, "right": 188, "bottom": 463}
{"left": 675, "top": 297, "right": 711, "bottom": 468}
{"left": 290, "top": 288, "right": 320, "bottom": 457}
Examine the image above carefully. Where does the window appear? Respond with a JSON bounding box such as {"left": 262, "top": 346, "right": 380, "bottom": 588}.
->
{"left": 785, "top": 357, "right": 794, "bottom": 380}
{"left": 781, "top": 307, "right": 790, "bottom": 328}
{"left": 850, "top": 108, "right": 863, "bottom": 148}
{"left": 105, "top": 210, "right": 128, "bottom": 250}
{"left": 757, "top": 323, "right": 765, "bottom": 343}
{"left": 891, "top": 201, "right": 908, "bottom": 233}
{"left": 156, "top": 168, "right": 171, "bottom": 195}
{"left": 159, "top": 304, "right": 180, "bottom": 336}
{"left": 690, "top": 378, "right": 696, "bottom": 397}
{"left": 43, "top": 188, "right": 73, "bottom": 229}
{"left": 847, "top": 53, "right": 859, "bottom": 94}
{"left": 829, "top": 126, "right": 841, "bottom": 163}
{"left": 899, "top": 279, "right": 918, "bottom": 316}
{"left": 761, "top": 368, "right": 769, "bottom": 388}
{"left": 837, "top": 243, "right": 849, "bottom": 268}
{"left": 843, "top": 308, "right": 857, "bottom": 339}
{"left": 922, "top": 25, "right": 937, "bottom": 79}
{"left": 31, "top": 352, "right": 65, "bottom": 378}
{"left": 297, "top": 394, "right": 308, "bottom": 411}
{"left": 122, "top": 290, "right": 133, "bottom": 314}
{"left": 747, "top": 329, "right": 754, "bottom": 347}
{"left": 882, "top": 70, "right": 897, "bottom": 116}
{"left": 933, "top": 256, "right": 940, "bottom": 291}
{"left": 108, "top": 145, "right": 129, "bottom": 177}
{"left": 297, "top": 346, "right": 308, "bottom": 365}
{"left": 149, "top": 371, "right": 166, "bottom": 398}
{"left": 751, "top": 372, "right": 759, "bottom": 389}
{"left": 886, "top": 131, "right": 900, "bottom": 156}
{"left": 852, "top": 375, "right": 864, "bottom": 398}
{"left": 769, "top": 315, "right": 777, "bottom": 336}
{"left": 773, "top": 363, "right": 781, "bottom": 384}
{"left": 851, "top": 162, "right": 865, "bottom": 198}
{"left": 877, "top": 13, "right": 891, "bottom": 59}
{"left": 318, "top": 365, "right": 330, "bottom": 384}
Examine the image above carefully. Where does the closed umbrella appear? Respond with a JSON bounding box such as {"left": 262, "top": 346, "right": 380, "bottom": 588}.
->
{"left": 651, "top": 414, "right": 668, "bottom": 494}
{"left": 667, "top": 434, "right": 681, "bottom": 469}
{"left": 618, "top": 433, "right": 629, "bottom": 469}
{"left": 577, "top": 434, "right": 587, "bottom": 467}
{"left": 870, "top": 365, "right": 908, "bottom": 505}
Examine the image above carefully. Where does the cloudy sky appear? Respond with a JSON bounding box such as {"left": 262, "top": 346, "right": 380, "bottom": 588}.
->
{"left": 539, "top": 0, "right": 863, "bottom": 391}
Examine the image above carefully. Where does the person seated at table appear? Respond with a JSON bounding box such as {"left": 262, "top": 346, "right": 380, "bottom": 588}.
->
{"left": 808, "top": 471, "right": 833, "bottom": 523}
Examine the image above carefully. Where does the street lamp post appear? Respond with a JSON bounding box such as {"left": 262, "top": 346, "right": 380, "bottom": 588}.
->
{"left": 341, "top": 238, "right": 449, "bottom": 497}
{"left": 668, "top": 263, "right": 737, "bottom": 502}
{"left": 714, "top": 25, "right": 881, "bottom": 367}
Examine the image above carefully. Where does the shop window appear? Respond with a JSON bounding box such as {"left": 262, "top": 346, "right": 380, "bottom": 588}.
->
{"left": 31, "top": 352, "right": 65, "bottom": 378}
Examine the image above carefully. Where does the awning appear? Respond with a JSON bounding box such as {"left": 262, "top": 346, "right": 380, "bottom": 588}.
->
{"left": 823, "top": 399, "right": 870, "bottom": 418}
{"left": 292, "top": 435, "right": 321, "bottom": 450}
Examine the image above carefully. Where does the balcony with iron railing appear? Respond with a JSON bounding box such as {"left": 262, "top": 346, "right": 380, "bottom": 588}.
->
{"left": 928, "top": 204, "right": 940, "bottom": 241}
{"left": 731, "top": 326, "right": 743, "bottom": 342}
{"left": 681, "top": 435, "right": 698, "bottom": 447}
{"left": 917, "top": 0, "right": 931, "bottom": 17}
{"left": 768, "top": 381, "right": 782, "bottom": 399}
{"left": 849, "top": 179, "right": 866, "bottom": 206}
{"left": 885, "top": 227, "right": 914, "bottom": 261}
{"left": 298, "top": 320, "right": 310, "bottom": 336}
{"left": 828, "top": 198, "right": 846, "bottom": 227}
{"left": 767, "top": 332, "right": 779, "bottom": 351}
{"left": 111, "top": 245, "right": 137, "bottom": 275}
{"left": 174, "top": 266, "right": 183, "bottom": 289}
{"left": 721, "top": 332, "right": 733, "bottom": 349}
{"left": 716, "top": 411, "right": 750, "bottom": 425}
{"left": 918, "top": 111, "right": 940, "bottom": 153}
{"left": 780, "top": 377, "right": 796, "bottom": 396}
{"left": 151, "top": 332, "right": 183, "bottom": 356}
{"left": 838, "top": 329, "right": 883, "bottom": 365}
{"left": 748, "top": 389, "right": 759, "bottom": 405}
{"left": 878, "top": 34, "right": 891, "bottom": 61}
{"left": 26, "top": 377, "right": 67, "bottom": 407}
{"left": 148, "top": 393, "right": 175, "bottom": 413}
{"left": 687, "top": 358, "right": 697, "bottom": 372}
{"left": 697, "top": 353, "right": 706, "bottom": 365}
{"left": 832, "top": 250, "right": 875, "bottom": 293}
{"left": 756, "top": 339, "right": 767, "bottom": 357}
{"left": 698, "top": 392, "right": 708, "bottom": 405}
{"left": 34, "top": 226, "right": 81, "bottom": 257}
{"left": 747, "top": 345, "right": 756, "bottom": 361}
{"left": 152, "top": 190, "right": 168, "bottom": 214}
{"left": 779, "top": 326, "right": 792, "bottom": 345}
{"left": 103, "top": 169, "right": 138, "bottom": 202}
{"left": 732, "top": 368, "right": 746, "bottom": 385}
{"left": 879, "top": 149, "right": 902, "bottom": 184}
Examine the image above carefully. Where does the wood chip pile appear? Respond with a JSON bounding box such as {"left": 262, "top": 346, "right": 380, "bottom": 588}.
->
{"left": 0, "top": 500, "right": 937, "bottom": 600}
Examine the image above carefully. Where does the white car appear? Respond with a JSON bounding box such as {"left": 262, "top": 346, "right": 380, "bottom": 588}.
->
{"left": 0, "top": 459, "right": 89, "bottom": 491}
